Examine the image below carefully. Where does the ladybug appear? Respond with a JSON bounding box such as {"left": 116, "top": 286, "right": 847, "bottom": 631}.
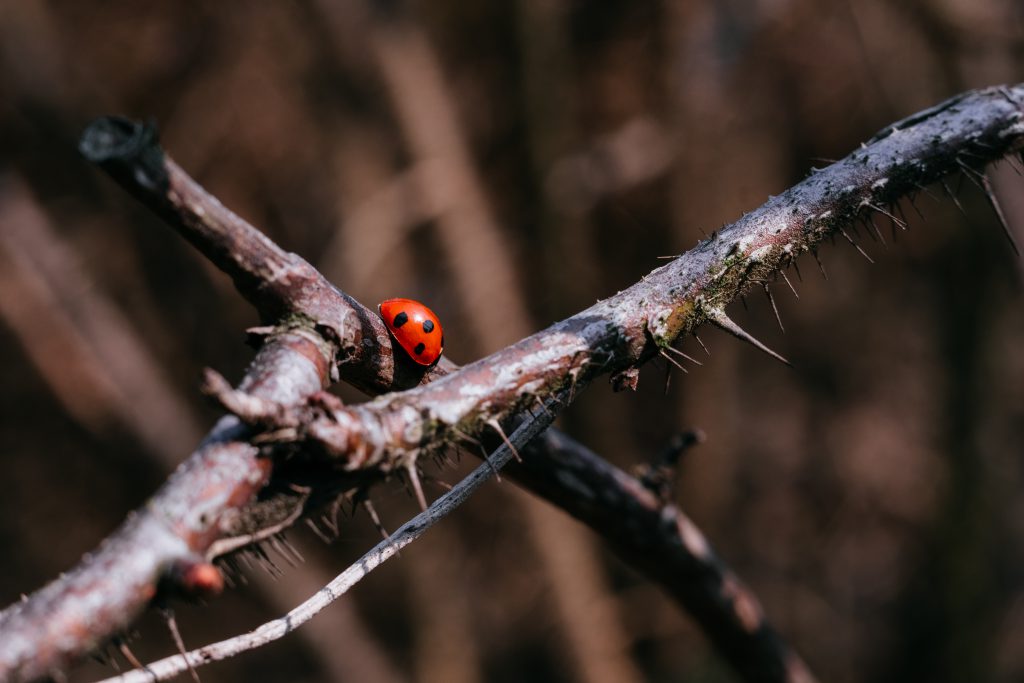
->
{"left": 378, "top": 298, "right": 444, "bottom": 366}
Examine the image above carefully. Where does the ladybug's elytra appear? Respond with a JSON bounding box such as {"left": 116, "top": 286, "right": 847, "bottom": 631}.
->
{"left": 378, "top": 298, "right": 444, "bottom": 366}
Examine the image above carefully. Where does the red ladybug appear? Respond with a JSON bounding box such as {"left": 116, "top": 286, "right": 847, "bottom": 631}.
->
{"left": 378, "top": 298, "right": 444, "bottom": 366}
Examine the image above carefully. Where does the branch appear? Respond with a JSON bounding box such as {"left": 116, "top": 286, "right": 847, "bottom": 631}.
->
{"left": 99, "top": 397, "right": 557, "bottom": 683}
{"left": 0, "top": 332, "right": 331, "bottom": 682}
{"left": 2, "top": 84, "right": 1021, "bottom": 682}
{"left": 76, "top": 114, "right": 816, "bottom": 680}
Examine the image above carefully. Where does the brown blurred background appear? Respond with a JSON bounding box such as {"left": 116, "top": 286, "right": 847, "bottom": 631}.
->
{"left": 1, "top": 1, "right": 1023, "bottom": 681}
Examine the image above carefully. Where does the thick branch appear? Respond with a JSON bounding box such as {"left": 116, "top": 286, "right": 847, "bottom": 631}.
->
{"left": 216, "top": 86, "right": 1024, "bottom": 480}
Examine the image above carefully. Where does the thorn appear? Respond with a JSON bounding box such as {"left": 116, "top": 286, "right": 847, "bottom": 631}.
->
{"left": 270, "top": 535, "right": 302, "bottom": 566}
{"left": 864, "top": 215, "right": 886, "bottom": 245}
{"left": 812, "top": 249, "right": 828, "bottom": 280}
{"left": 453, "top": 428, "right": 501, "bottom": 480}
{"left": 305, "top": 518, "right": 334, "bottom": 544}
{"left": 981, "top": 174, "right": 1021, "bottom": 255}
{"left": 693, "top": 334, "right": 710, "bottom": 356}
{"left": 406, "top": 463, "right": 429, "bottom": 512}
{"left": 865, "top": 202, "right": 906, "bottom": 230}
{"left": 941, "top": 178, "right": 967, "bottom": 215}
{"left": 895, "top": 201, "right": 911, "bottom": 228}
{"left": 706, "top": 309, "right": 790, "bottom": 367}
{"left": 422, "top": 472, "right": 454, "bottom": 492}
{"left": 323, "top": 498, "right": 342, "bottom": 536}
{"left": 361, "top": 499, "right": 390, "bottom": 540}
{"left": 840, "top": 229, "right": 875, "bottom": 264}
{"left": 740, "top": 293, "right": 748, "bottom": 311}
{"left": 487, "top": 419, "right": 522, "bottom": 463}
{"left": 659, "top": 348, "right": 688, "bottom": 374}
{"left": 914, "top": 181, "right": 940, "bottom": 202}
{"left": 657, "top": 254, "right": 681, "bottom": 259}
{"left": 116, "top": 640, "right": 146, "bottom": 673}
{"left": 250, "top": 544, "right": 282, "bottom": 577}
{"left": 791, "top": 259, "right": 803, "bottom": 282}
{"left": 763, "top": 285, "right": 785, "bottom": 332}
{"left": 663, "top": 360, "right": 672, "bottom": 394}
{"left": 907, "top": 194, "right": 927, "bottom": 222}
{"left": 664, "top": 344, "right": 703, "bottom": 366}
{"left": 780, "top": 271, "right": 799, "bottom": 299}
{"left": 162, "top": 608, "right": 200, "bottom": 683}
{"left": 956, "top": 158, "right": 985, "bottom": 188}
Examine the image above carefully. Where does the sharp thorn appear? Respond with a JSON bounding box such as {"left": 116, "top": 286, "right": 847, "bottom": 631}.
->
{"left": 362, "top": 499, "right": 391, "bottom": 540}
{"left": 664, "top": 344, "right": 703, "bottom": 366}
{"left": 941, "top": 178, "right": 967, "bottom": 215}
{"left": 860, "top": 218, "right": 877, "bottom": 243}
{"left": 162, "top": 608, "right": 201, "bottom": 683}
{"left": 406, "top": 463, "right": 429, "bottom": 512}
{"left": 907, "top": 194, "right": 927, "bottom": 221}
{"left": 305, "top": 518, "right": 334, "bottom": 544}
{"left": 116, "top": 643, "right": 145, "bottom": 675}
{"left": 740, "top": 293, "right": 748, "bottom": 311}
{"left": 780, "top": 271, "right": 800, "bottom": 299}
{"left": 957, "top": 158, "right": 985, "bottom": 187}
{"left": 763, "top": 285, "right": 785, "bottom": 332}
{"left": 693, "top": 333, "right": 710, "bottom": 356}
{"left": 866, "top": 202, "right": 906, "bottom": 230}
{"left": 791, "top": 259, "right": 803, "bottom": 282}
{"left": 981, "top": 174, "right": 1021, "bottom": 256}
{"left": 423, "top": 472, "right": 454, "bottom": 492}
{"left": 663, "top": 361, "right": 672, "bottom": 394}
{"left": 273, "top": 534, "right": 303, "bottom": 565}
{"left": 840, "top": 229, "right": 875, "bottom": 264}
{"left": 865, "top": 215, "right": 886, "bottom": 245}
{"left": 812, "top": 249, "right": 828, "bottom": 280}
{"left": 659, "top": 348, "right": 688, "bottom": 374}
{"left": 895, "top": 201, "right": 911, "bottom": 227}
{"left": 487, "top": 419, "right": 522, "bottom": 463}
{"left": 707, "top": 309, "right": 791, "bottom": 367}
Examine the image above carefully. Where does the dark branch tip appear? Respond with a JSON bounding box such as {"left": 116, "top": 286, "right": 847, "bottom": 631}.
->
{"left": 79, "top": 116, "right": 169, "bottom": 192}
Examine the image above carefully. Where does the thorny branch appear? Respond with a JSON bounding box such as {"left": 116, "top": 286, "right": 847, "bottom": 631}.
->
{"left": 100, "top": 396, "right": 559, "bottom": 683}
{"left": 81, "top": 116, "right": 811, "bottom": 682}
{"left": 0, "top": 84, "right": 1022, "bottom": 682}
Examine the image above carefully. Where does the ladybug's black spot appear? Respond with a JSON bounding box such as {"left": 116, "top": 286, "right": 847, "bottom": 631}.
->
{"left": 414, "top": 342, "right": 426, "bottom": 355}
{"left": 422, "top": 319, "right": 435, "bottom": 333}
{"left": 392, "top": 311, "right": 409, "bottom": 328}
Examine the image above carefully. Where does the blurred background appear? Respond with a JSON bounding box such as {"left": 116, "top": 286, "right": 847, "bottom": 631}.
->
{"left": 1, "top": 1, "right": 1023, "bottom": 681}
